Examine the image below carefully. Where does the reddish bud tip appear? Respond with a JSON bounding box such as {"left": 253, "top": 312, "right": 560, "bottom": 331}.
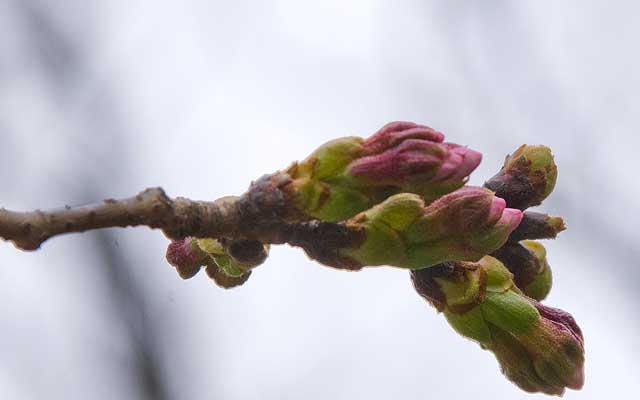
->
{"left": 362, "top": 121, "right": 444, "bottom": 154}
{"left": 166, "top": 238, "right": 208, "bottom": 279}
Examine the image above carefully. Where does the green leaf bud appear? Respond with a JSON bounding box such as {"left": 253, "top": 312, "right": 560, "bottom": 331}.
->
{"left": 485, "top": 144, "right": 558, "bottom": 210}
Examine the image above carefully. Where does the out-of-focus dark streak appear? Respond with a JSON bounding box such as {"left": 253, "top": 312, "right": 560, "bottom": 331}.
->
{"left": 14, "top": 1, "right": 175, "bottom": 399}
{"left": 93, "top": 228, "right": 171, "bottom": 400}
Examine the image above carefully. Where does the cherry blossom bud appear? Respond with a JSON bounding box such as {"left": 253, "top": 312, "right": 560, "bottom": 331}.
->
{"left": 411, "top": 256, "right": 584, "bottom": 395}
{"left": 339, "top": 188, "right": 522, "bottom": 269}
{"left": 281, "top": 121, "right": 482, "bottom": 221}
{"left": 204, "top": 265, "right": 252, "bottom": 289}
{"left": 165, "top": 237, "right": 265, "bottom": 287}
{"left": 485, "top": 145, "right": 557, "bottom": 210}
{"left": 348, "top": 125, "right": 482, "bottom": 202}
{"left": 400, "top": 187, "right": 523, "bottom": 268}
{"left": 165, "top": 237, "right": 207, "bottom": 279}
{"left": 196, "top": 238, "right": 268, "bottom": 277}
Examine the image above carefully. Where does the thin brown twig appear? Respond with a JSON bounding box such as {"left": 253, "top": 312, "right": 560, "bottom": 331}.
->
{"left": 0, "top": 188, "right": 244, "bottom": 250}
{"left": 0, "top": 184, "right": 562, "bottom": 267}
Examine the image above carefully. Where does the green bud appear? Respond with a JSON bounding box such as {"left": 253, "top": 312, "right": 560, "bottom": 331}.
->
{"left": 444, "top": 306, "right": 491, "bottom": 343}
{"left": 310, "top": 137, "right": 364, "bottom": 180}
{"left": 211, "top": 254, "right": 247, "bottom": 277}
{"left": 205, "top": 264, "right": 251, "bottom": 289}
{"left": 520, "top": 241, "right": 552, "bottom": 300}
{"left": 165, "top": 237, "right": 263, "bottom": 287}
{"left": 516, "top": 302, "right": 585, "bottom": 392}
{"left": 306, "top": 181, "right": 372, "bottom": 222}
{"left": 342, "top": 216, "right": 408, "bottom": 267}
{"left": 357, "top": 192, "right": 425, "bottom": 232}
{"left": 508, "top": 145, "right": 558, "bottom": 200}
{"left": 492, "top": 241, "right": 552, "bottom": 300}
{"left": 196, "top": 238, "right": 225, "bottom": 255}
{"left": 488, "top": 327, "right": 566, "bottom": 395}
{"left": 411, "top": 256, "right": 584, "bottom": 395}
{"left": 435, "top": 266, "right": 484, "bottom": 309}
{"left": 484, "top": 144, "right": 557, "bottom": 210}
{"left": 482, "top": 255, "right": 516, "bottom": 293}
{"left": 481, "top": 291, "right": 540, "bottom": 334}
{"left": 190, "top": 238, "right": 268, "bottom": 288}
{"left": 340, "top": 188, "right": 523, "bottom": 269}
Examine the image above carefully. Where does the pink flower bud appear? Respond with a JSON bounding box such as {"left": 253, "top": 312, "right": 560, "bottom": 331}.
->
{"left": 524, "top": 300, "right": 585, "bottom": 391}
{"left": 360, "top": 121, "right": 444, "bottom": 154}
{"left": 270, "top": 121, "right": 483, "bottom": 222}
{"left": 348, "top": 140, "right": 482, "bottom": 188}
{"left": 417, "top": 186, "right": 523, "bottom": 240}
{"left": 492, "top": 300, "right": 585, "bottom": 395}
{"left": 348, "top": 123, "right": 482, "bottom": 195}
{"left": 341, "top": 189, "right": 523, "bottom": 269}
{"left": 166, "top": 238, "right": 208, "bottom": 279}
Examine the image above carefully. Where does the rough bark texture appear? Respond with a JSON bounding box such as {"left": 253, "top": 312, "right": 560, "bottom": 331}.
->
{"left": 0, "top": 188, "right": 244, "bottom": 250}
{"left": 0, "top": 184, "right": 560, "bottom": 267}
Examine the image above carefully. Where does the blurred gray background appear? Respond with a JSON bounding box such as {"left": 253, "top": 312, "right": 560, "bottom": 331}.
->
{"left": 1, "top": 1, "right": 638, "bottom": 399}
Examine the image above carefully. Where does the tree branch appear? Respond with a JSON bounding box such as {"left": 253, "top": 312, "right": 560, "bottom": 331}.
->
{"left": 0, "top": 184, "right": 561, "bottom": 270}
{"left": 0, "top": 187, "right": 246, "bottom": 250}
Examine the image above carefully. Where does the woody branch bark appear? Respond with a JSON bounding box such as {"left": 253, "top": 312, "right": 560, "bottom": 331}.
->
{"left": 0, "top": 187, "right": 243, "bottom": 251}
{"left": 0, "top": 175, "right": 558, "bottom": 263}
{"left": 0, "top": 173, "right": 363, "bottom": 255}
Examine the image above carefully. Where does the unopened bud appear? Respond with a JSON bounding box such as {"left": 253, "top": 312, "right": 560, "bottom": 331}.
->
{"left": 348, "top": 122, "right": 482, "bottom": 202}
{"left": 205, "top": 264, "right": 252, "bottom": 289}
{"left": 196, "top": 238, "right": 268, "bottom": 277}
{"left": 339, "top": 188, "right": 522, "bottom": 269}
{"left": 492, "top": 241, "right": 552, "bottom": 300}
{"left": 485, "top": 145, "right": 557, "bottom": 210}
{"left": 280, "top": 121, "right": 482, "bottom": 221}
{"left": 508, "top": 212, "right": 566, "bottom": 242}
{"left": 165, "top": 238, "right": 207, "bottom": 279}
{"left": 411, "top": 256, "right": 584, "bottom": 395}
{"left": 164, "top": 238, "right": 265, "bottom": 288}
{"left": 513, "top": 300, "right": 585, "bottom": 394}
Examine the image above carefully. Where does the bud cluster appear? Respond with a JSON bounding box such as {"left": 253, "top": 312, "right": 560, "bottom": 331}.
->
{"left": 166, "top": 237, "right": 268, "bottom": 288}
{"left": 163, "top": 121, "right": 580, "bottom": 395}
{"left": 411, "top": 257, "right": 584, "bottom": 396}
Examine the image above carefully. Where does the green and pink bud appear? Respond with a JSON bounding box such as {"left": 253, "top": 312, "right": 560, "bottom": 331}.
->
{"left": 348, "top": 122, "right": 482, "bottom": 201}
{"left": 196, "top": 238, "right": 268, "bottom": 277}
{"left": 411, "top": 257, "right": 584, "bottom": 396}
{"left": 485, "top": 298, "right": 584, "bottom": 396}
{"left": 166, "top": 237, "right": 267, "bottom": 288}
{"left": 166, "top": 237, "right": 207, "bottom": 279}
{"left": 400, "top": 187, "right": 523, "bottom": 268}
{"left": 338, "top": 187, "right": 522, "bottom": 269}
{"left": 280, "top": 121, "right": 482, "bottom": 222}
{"left": 194, "top": 238, "right": 256, "bottom": 288}
{"left": 485, "top": 144, "right": 558, "bottom": 210}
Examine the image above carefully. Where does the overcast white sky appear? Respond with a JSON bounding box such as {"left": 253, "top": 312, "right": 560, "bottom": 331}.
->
{"left": 1, "top": 1, "right": 639, "bottom": 399}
